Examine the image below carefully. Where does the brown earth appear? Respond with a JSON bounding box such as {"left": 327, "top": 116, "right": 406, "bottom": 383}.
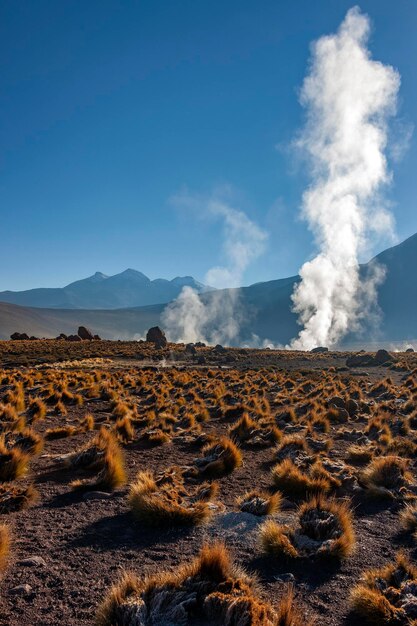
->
{"left": 0, "top": 340, "right": 416, "bottom": 625}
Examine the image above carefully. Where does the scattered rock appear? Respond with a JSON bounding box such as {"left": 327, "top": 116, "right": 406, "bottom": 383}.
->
{"left": 11, "top": 584, "right": 33, "bottom": 596}
{"left": 93, "top": 334, "right": 101, "bottom": 340}
{"left": 328, "top": 396, "right": 345, "bottom": 409}
{"left": 146, "top": 326, "right": 167, "bottom": 348}
{"left": 374, "top": 349, "right": 396, "bottom": 365}
{"left": 185, "top": 343, "right": 197, "bottom": 355}
{"left": 311, "top": 346, "right": 329, "bottom": 353}
{"left": 345, "top": 351, "right": 396, "bottom": 367}
{"left": 274, "top": 573, "right": 296, "bottom": 583}
{"left": 10, "top": 332, "right": 30, "bottom": 341}
{"left": 56, "top": 333, "right": 67, "bottom": 340}
{"left": 213, "top": 344, "right": 227, "bottom": 353}
{"left": 66, "top": 334, "right": 82, "bottom": 342}
{"left": 18, "top": 556, "right": 46, "bottom": 567}
{"left": 346, "top": 353, "right": 372, "bottom": 367}
{"left": 346, "top": 398, "right": 359, "bottom": 416}
{"left": 82, "top": 491, "right": 113, "bottom": 501}
{"left": 77, "top": 326, "right": 94, "bottom": 340}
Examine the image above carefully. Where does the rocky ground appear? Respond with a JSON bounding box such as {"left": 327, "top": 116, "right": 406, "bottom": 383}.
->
{"left": 0, "top": 340, "right": 416, "bottom": 625}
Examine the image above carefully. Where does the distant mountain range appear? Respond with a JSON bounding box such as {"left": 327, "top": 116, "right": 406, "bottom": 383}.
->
{"left": 0, "top": 233, "right": 416, "bottom": 346}
{"left": 0, "top": 269, "right": 210, "bottom": 309}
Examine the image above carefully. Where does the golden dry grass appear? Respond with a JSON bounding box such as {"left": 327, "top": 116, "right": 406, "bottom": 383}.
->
{"left": 129, "top": 469, "right": 214, "bottom": 526}
{"left": 260, "top": 495, "right": 355, "bottom": 560}
{"left": 96, "top": 543, "right": 310, "bottom": 626}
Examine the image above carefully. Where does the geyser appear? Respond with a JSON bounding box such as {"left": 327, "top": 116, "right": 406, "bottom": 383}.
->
{"left": 290, "top": 6, "right": 400, "bottom": 350}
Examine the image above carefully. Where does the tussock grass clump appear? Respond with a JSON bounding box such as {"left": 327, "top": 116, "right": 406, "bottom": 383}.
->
{"left": 114, "top": 415, "right": 135, "bottom": 443}
{"left": 26, "top": 397, "right": 47, "bottom": 423}
{"left": 347, "top": 444, "right": 374, "bottom": 465}
{"left": 79, "top": 412, "right": 95, "bottom": 431}
{"left": 327, "top": 406, "right": 349, "bottom": 424}
{"left": 0, "top": 483, "right": 38, "bottom": 513}
{"left": 271, "top": 459, "right": 331, "bottom": 500}
{"left": 140, "top": 428, "right": 171, "bottom": 446}
{"left": 5, "top": 428, "right": 43, "bottom": 455}
{"left": 400, "top": 503, "right": 417, "bottom": 534}
{"left": 307, "top": 414, "right": 330, "bottom": 434}
{"left": 129, "top": 468, "right": 216, "bottom": 526}
{"left": 360, "top": 456, "right": 413, "bottom": 499}
{"left": 51, "top": 427, "right": 126, "bottom": 491}
{"left": 351, "top": 553, "right": 417, "bottom": 624}
{"left": 260, "top": 519, "right": 299, "bottom": 559}
{"left": 237, "top": 490, "right": 282, "bottom": 516}
{"left": 261, "top": 495, "right": 355, "bottom": 560}
{"left": 45, "top": 425, "right": 77, "bottom": 440}
{"left": 0, "top": 404, "right": 23, "bottom": 432}
{"left": 0, "top": 523, "right": 10, "bottom": 575}
{"left": 229, "top": 413, "right": 281, "bottom": 448}
{"left": 96, "top": 543, "right": 309, "bottom": 626}
{"left": 0, "top": 439, "right": 29, "bottom": 482}
{"left": 195, "top": 436, "right": 242, "bottom": 478}
{"left": 71, "top": 428, "right": 126, "bottom": 491}
{"left": 53, "top": 401, "right": 68, "bottom": 416}
{"left": 275, "top": 436, "right": 310, "bottom": 464}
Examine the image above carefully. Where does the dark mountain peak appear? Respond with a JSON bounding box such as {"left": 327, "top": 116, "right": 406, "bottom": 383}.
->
{"left": 93, "top": 271, "right": 108, "bottom": 280}
{"left": 117, "top": 268, "right": 149, "bottom": 280}
{"left": 171, "top": 275, "right": 194, "bottom": 284}
{"left": 171, "top": 276, "right": 209, "bottom": 291}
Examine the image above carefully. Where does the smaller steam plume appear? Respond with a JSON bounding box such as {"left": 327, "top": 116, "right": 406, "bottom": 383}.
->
{"left": 290, "top": 6, "right": 400, "bottom": 350}
{"left": 162, "top": 191, "right": 267, "bottom": 345}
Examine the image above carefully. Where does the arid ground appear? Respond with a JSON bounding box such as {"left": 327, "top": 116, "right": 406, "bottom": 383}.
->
{"left": 0, "top": 339, "right": 416, "bottom": 625}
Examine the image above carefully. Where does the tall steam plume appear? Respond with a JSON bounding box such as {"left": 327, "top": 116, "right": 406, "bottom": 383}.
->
{"left": 162, "top": 191, "right": 267, "bottom": 344}
{"left": 290, "top": 7, "right": 400, "bottom": 350}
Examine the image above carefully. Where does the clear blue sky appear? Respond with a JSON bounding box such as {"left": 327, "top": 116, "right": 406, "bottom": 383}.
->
{"left": 1, "top": 0, "right": 416, "bottom": 290}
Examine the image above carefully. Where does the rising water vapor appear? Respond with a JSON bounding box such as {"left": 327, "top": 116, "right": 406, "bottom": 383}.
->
{"left": 290, "top": 7, "right": 400, "bottom": 350}
{"left": 162, "top": 191, "right": 267, "bottom": 344}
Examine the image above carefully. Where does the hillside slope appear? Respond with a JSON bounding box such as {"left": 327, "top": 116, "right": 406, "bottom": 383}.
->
{"left": 0, "top": 233, "right": 415, "bottom": 345}
{"left": 0, "top": 270, "right": 209, "bottom": 309}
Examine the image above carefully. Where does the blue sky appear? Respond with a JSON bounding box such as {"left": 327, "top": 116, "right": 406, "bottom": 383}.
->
{"left": 1, "top": 0, "right": 416, "bottom": 291}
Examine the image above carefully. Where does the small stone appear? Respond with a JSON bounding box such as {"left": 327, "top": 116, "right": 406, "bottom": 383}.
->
{"left": 19, "top": 556, "right": 46, "bottom": 567}
{"left": 11, "top": 584, "right": 33, "bottom": 595}
{"left": 82, "top": 491, "right": 113, "bottom": 501}
{"left": 274, "top": 573, "right": 295, "bottom": 583}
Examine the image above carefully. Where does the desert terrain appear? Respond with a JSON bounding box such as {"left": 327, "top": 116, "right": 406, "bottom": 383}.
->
{"left": 0, "top": 338, "right": 416, "bottom": 625}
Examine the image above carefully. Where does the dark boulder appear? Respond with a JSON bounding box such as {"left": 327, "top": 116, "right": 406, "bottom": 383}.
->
{"left": 346, "top": 353, "right": 374, "bottom": 367}
{"left": 66, "top": 334, "right": 82, "bottom": 342}
{"left": 328, "top": 396, "right": 345, "bottom": 409}
{"left": 10, "top": 332, "right": 30, "bottom": 341}
{"left": 374, "top": 349, "right": 396, "bottom": 365}
{"left": 146, "top": 326, "right": 167, "bottom": 348}
{"left": 93, "top": 334, "right": 101, "bottom": 341}
{"left": 346, "top": 349, "right": 396, "bottom": 368}
{"left": 213, "top": 344, "right": 227, "bottom": 353}
{"left": 406, "top": 347, "right": 415, "bottom": 353}
{"left": 311, "top": 346, "right": 329, "bottom": 353}
{"left": 56, "top": 333, "right": 67, "bottom": 340}
{"left": 77, "top": 326, "right": 94, "bottom": 340}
